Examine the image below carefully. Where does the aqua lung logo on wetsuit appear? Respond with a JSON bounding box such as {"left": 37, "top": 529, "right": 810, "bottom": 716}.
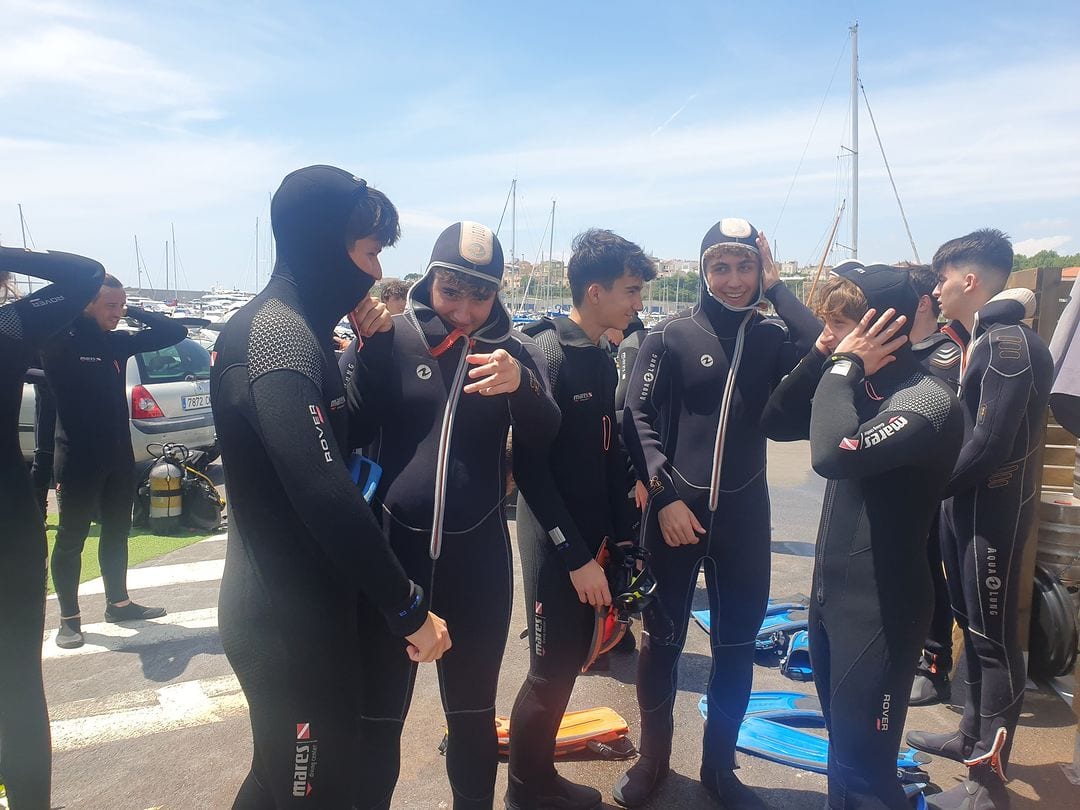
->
{"left": 293, "top": 722, "right": 317, "bottom": 797}
{"left": 308, "top": 405, "right": 333, "bottom": 463}
{"left": 876, "top": 694, "right": 891, "bottom": 731}
{"left": 416, "top": 364, "right": 432, "bottom": 380}
{"left": 986, "top": 547, "right": 1001, "bottom": 616}
{"left": 638, "top": 354, "right": 659, "bottom": 401}
{"left": 31, "top": 295, "right": 65, "bottom": 307}
{"left": 700, "top": 354, "right": 714, "bottom": 368}
{"left": 534, "top": 601, "right": 546, "bottom": 656}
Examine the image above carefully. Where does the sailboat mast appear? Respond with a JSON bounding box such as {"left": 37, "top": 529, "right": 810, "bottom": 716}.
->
{"left": 165, "top": 240, "right": 170, "bottom": 299}
{"left": 135, "top": 235, "right": 142, "bottom": 292}
{"left": 549, "top": 200, "right": 556, "bottom": 309}
{"left": 850, "top": 22, "right": 859, "bottom": 259}
{"left": 171, "top": 223, "right": 178, "bottom": 301}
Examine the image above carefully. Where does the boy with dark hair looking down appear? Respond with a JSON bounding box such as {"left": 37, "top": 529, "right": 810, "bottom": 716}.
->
{"left": 507, "top": 228, "right": 655, "bottom": 810}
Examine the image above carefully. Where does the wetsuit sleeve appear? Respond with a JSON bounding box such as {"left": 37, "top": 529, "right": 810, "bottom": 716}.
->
{"left": 513, "top": 443, "right": 595, "bottom": 570}
{"left": 765, "top": 281, "right": 823, "bottom": 356}
{"left": 761, "top": 347, "right": 827, "bottom": 441}
{"left": 110, "top": 306, "right": 188, "bottom": 357}
{"left": 614, "top": 331, "right": 641, "bottom": 429}
{"left": 944, "top": 330, "right": 1036, "bottom": 497}
{"left": 0, "top": 248, "right": 104, "bottom": 348}
{"left": 344, "top": 329, "right": 393, "bottom": 451}
{"left": 507, "top": 339, "right": 561, "bottom": 446}
{"left": 622, "top": 328, "right": 680, "bottom": 511}
{"left": 809, "top": 354, "right": 952, "bottom": 480}
{"left": 248, "top": 356, "right": 428, "bottom": 637}
{"left": 508, "top": 339, "right": 596, "bottom": 569}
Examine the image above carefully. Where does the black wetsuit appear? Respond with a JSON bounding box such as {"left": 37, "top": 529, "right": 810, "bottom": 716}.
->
{"left": 345, "top": 275, "right": 559, "bottom": 810}
{"left": 212, "top": 166, "right": 429, "bottom": 809}
{"left": 621, "top": 280, "right": 819, "bottom": 770}
{"left": 614, "top": 327, "right": 645, "bottom": 430}
{"left": 762, "top": 263, "right": 965, "bottom": 809}
{"left": 44, "top": 306, "right": 186, "bottom": 618}
{"left": 911, "top": 326, "right": 966, "bottom": 679}
{"left": 0, "top": 248, "right": 104, "bottom": 810}
{"left": 508, "top": 315, "right": 636, "bottom": 791}
{"left": 765, "top": 345, "right": 963, "bottom": 808}
{"left": 939, "top": 295, "right": 1053, "bottom": 771}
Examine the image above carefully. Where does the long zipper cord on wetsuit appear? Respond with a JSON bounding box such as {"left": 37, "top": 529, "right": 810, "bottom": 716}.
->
{"left": 428, "top": 327, "right": 474, "bottom": 560}
{"left": 708, "top": 311, "right": 753, "bottom": 512}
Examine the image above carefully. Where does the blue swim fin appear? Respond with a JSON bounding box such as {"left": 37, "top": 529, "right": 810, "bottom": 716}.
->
{"left": 756, "top": 609, "right": 809, "bottom": 650}
{"left": 691, "top": 609, "right": 711, "bottom": 634}
{"left": 780, "top": 630, "right": 813, "bottom": 681}
{"left": 692, "top": 595, "right": 811, "bottom": 636}
{"left": 699, "top": 691, "right": 824, "bottom": 725}
{"left": 766, "top": 593, "right": 811, "bottom": 615}
{"left": 735, "top": 717, "right": 932, "bottom": 775}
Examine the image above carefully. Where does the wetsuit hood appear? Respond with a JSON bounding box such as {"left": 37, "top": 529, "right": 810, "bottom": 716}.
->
{"left": 698, "top": 218, "right": 765, "bottom": 314}
{"left": 975, "top": 288, "right": 1035, "bottom": 333}
{"left": 832, "top": 260, "right": 921, "bottom": 387}
{"left": 406, "top": 221, "right": 512, "bottom": 348}
{"left": 832, "top": 261, "right": 920, "bottom": 339}
{"left": 269, "top": 164, "right": 378, "bottom": 335}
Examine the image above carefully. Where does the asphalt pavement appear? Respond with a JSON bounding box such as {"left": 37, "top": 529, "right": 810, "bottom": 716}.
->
{"left": 39, "top": 442, "right": 1079, "bottom": 809}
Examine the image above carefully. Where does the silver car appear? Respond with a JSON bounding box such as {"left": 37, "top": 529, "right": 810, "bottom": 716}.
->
{"left": 19, "top": 336, "right": 216, "bottom": 464}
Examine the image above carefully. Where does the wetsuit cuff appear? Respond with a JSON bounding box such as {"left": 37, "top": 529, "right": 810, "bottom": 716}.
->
{"left": 561, "top": 541, "right": 594, "bottom": 571}
{"left": 383, "top": 581, "right": 429, "bottom": 637}
{"left": 821, "top": 352, "right": 864, "bottom": 381}
{"left": 648, "top": 478, "right": 679, "bottom": 512}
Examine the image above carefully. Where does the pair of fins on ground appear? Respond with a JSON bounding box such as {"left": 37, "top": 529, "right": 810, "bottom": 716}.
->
{"left": 699, "top": 692, "right": 932, "bottom": 806}
{"left": 692, "top": 593, "right": 813, "bottom": 681}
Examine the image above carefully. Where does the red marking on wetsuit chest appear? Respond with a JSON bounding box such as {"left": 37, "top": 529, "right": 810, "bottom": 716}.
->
{"left": 429, "top": 329, "right": 475, "bottom": 358}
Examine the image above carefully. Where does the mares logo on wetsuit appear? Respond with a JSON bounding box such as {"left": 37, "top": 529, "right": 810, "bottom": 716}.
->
{"left": 308, "top": 405, "right": 333, "bottom": 463}
{"left": 844, "top": 415, "right": 909, "bottom": 450}
{"left": 534, "top": 602, "right": 546, "bottom": 656}
{"left": 31, "top": 295, "right": 65, "bottom": 307}
{"left": 293, "top": 722, "right": 318, "bottom": 797}
{"left": 876, "top": 694, "right": 891, "bottom": 731}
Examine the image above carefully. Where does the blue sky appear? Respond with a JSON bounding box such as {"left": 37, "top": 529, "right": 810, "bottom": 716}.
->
{"left": 2, "top": 0, "right": 1078, "bottom": 292}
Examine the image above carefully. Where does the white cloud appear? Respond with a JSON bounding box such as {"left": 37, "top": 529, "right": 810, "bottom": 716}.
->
{"left": 1013, "top": 235, "right": 1073, "bottom": 256}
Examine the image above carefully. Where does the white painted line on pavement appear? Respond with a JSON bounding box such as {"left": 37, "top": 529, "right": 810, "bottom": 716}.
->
{"left": 50, "top": 675, "right": 247, "bottom": 752}
{"left": 47, "top": 559, "right": 225, "bottom": 600}
{"left": 42, "top": 607, "right": 220, "bottom": 659}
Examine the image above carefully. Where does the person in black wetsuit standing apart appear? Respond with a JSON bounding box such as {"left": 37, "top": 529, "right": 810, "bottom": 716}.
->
{"left": 905, "top": 261, "right": 965, "bottom": 707}
{"left": 616, "top": 218, "right": 820, "bottom": 808}
{"left": 906, "top": 230, "right": 1053, "bottom": 810}
{"left": 507, "top": 229, "right": 655, "bottom": 810}
{"left": 345, "top": 221, "right": 560, "bottom": 810}
{"left": 762, "top": 263, "right": 964, "bottom": 809}
{"left": 44, "top": 273, "right": 187, "bottom": 649}
{"left": 1, "top": 247, "right": 104, "bottom": 810}
{"left": 212, "top": 166, "right": 449, "bottom": 808}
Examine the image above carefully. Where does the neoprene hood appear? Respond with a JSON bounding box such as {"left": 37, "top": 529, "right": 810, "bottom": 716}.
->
{"left": 269, "top": 164, "right": 380, "bottom": 333}
{"left": 831, "top": 261, "right": 919, "bottom": 339}
{"left": 699, "top": 217, "right": 764, "bottom": 312}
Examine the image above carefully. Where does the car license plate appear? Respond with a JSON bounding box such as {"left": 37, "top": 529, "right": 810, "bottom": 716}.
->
{"left": 182, "top": 394, "right": 211, "bottom": 410}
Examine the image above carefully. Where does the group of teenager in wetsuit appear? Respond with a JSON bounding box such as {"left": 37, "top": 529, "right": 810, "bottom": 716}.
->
{"left": 0, "top": 163, "right": 1051, "bottom": 810}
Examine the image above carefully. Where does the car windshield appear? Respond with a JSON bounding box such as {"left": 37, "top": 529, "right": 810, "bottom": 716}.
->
{"left": 136, "top": 338, "right": 211, "bottom": 383}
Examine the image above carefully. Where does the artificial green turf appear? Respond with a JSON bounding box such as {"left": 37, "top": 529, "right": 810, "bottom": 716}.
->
{"left": 44, "top": 522, "right": 216, "bottom": 594}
